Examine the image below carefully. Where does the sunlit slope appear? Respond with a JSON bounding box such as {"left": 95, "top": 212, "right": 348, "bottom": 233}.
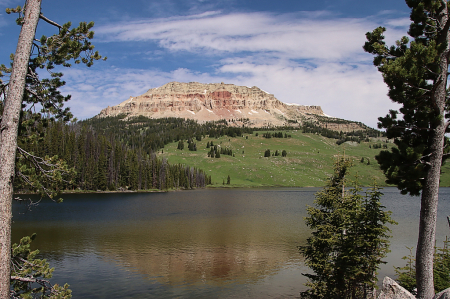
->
{"left": 159, "top": 130, "right": 450, "bottom": 188}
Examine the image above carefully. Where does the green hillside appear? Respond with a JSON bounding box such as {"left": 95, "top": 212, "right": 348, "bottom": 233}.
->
{"left": 158, "top": 130, "right": 450, "bottom": 188}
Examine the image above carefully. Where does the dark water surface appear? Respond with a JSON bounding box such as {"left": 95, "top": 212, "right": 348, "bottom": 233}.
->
{"left": 11, "top": 188, "right": 450, "bottom": 298}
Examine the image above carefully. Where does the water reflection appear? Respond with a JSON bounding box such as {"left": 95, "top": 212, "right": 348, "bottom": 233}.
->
{"left": 12, "top": 188, "right": 450, "bottom": 298}
{"left": 96, "top": 216, "right": 307, "bottom": 286}
{"left": 12, "top": 189, "right": 314, "bottom": 298}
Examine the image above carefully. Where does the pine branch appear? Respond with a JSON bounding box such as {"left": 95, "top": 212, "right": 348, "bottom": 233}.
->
{"left": 24, "top": 87, "right": 62, "bottom": 113}
{"left": 39, "top": 13, "right": 62, "bottom": 29}
{"left": 416, "top": 152, "right": 433, "bottom": 166}
{"left": 17, "top": 147, "right": 61, "bottom": 176}
{"left": 10, "top": 276, "right": 36, "bottom": 283}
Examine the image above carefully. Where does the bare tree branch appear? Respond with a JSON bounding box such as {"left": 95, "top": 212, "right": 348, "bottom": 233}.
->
{"left": 39, "top": 13, "right": 62, "bottom": 29}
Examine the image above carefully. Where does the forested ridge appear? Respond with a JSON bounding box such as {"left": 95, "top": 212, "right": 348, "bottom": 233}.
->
{"left": 15, "top": 118, "right": 212, "bottom": 192}
{"left": 15, "top": 115, "right": 384, "bottom": 193}
{"left": 82, "top": 115, "right": 254, "bottom": 154}
{"left": 83, "top": 114, "right": 380, "bottom": 152}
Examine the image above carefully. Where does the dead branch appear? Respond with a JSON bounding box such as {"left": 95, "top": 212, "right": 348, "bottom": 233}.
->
{"left": 39, "top": 13, "right": 62, "bottom": 29}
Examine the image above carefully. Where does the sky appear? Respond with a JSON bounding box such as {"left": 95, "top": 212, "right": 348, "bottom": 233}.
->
{"left": 0, "top": 0, "right": 413, "bottom": 128}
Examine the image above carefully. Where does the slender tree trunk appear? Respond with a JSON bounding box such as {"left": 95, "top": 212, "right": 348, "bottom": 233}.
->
{"left": 0, "top": 1, "right": 41, "bottom": 297}
{"left": 417, "top": 127, "right": 445, "bottom": 299}
{"left": 416, "top": 5, "right": 449, "bottom": 298}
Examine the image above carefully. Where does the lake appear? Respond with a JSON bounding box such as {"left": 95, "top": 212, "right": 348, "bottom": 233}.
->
{"left": 11, "top": 188, "right": 450, "bottom": 298}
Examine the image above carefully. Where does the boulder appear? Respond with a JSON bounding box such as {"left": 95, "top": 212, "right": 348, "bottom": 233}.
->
{"left": 378, "top": 277, "right": 416, "bottom": 299}
{"left": 434, "top": 288, "right": 450, "bottom": 299}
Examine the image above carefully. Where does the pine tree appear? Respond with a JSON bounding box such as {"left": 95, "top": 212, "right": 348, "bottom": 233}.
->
{"left": 0, "top": 2, "right": 105, "bottom": 295}
{"left": 177, "top": 140, "right": 184, "bottom": 150}
{"left": 363, "top": 1, "right": 450, "bottom": 296}
{"left": 395, "top": 239, "right": 450, "bottom": 295}
{"left": 300, "top": 158, "right": 395, "bottom": 298}
{"left": 10, "top": 234, "right": 71, "bottom": 298}
{"left": 96, "top": 140, "right": 108, "bottom": 191}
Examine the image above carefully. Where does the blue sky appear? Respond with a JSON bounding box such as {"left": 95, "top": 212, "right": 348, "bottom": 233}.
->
{"left": 0, "top": 0, "right": 412, "bottom": 128}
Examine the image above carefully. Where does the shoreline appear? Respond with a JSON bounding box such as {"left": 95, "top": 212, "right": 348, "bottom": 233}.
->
{"left": 12, "top": 183, "right": 409, "bottom": 196}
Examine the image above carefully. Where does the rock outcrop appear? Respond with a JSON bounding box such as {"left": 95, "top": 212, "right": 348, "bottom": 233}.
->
{"left": 98, "top": 81, "right": 363, "bottom": 130}
{"left": 376, "top": 276, "right": 450, "bottom": 299}
{"left": 434, "top": 288, "right": 450, "bottom": 299}
{"left": 378, "top": 277, "right": 416, "bottom": 299}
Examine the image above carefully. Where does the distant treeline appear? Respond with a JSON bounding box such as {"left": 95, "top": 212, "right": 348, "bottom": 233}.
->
{"left": 207, "top": 142, "right": 234, "bottom": 158}
{"left": 16, "top": 120, "right": 211, "bottom": 192}
{"left": 82, "top": 115, "right": 254, "bottom": 154}
{"left": 302, "top": 122, "right": 384, "bottom": 144}
{"left": 82, "top": 115, "right": 383, "bottom": 152}
{"left": 261, "top": 132, "right": 292, "bottom": 138}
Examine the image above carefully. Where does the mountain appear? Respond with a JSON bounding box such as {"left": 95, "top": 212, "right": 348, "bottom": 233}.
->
{"left": 98, "top": 82, "right": 364, "bottom": 131}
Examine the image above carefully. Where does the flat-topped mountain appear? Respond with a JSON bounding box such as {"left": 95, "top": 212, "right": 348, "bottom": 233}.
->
{"left": 98, "top": 82, "right": 363, "bottom": 130}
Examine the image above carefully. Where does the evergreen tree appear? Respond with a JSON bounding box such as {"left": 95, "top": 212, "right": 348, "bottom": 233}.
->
{"left": 0, "top": 1, "right": 105, "bottom": 295}
{"left": 300, "top": 158, "right": 395, "bottom": 298}
{"left": 96, "top": 140, "right": 108, "bottom": 191}
{"left": 282, "top": 150, "right": 287, "bottom": 157}
{"left": 227, "top": 175, "right": 230, "bottom": 185}
{"left": 364, "top": 1, "right": 450, "bottom": 296}
{"left": 396, "top": 238, "right": 450, "bottom": 295}
{"left": 395, "top": 247, "right": 417, "bottom": 295}
{"left": 10, "top": 234, "right": 71, "bottom": 298}
{"left": 177, "top": 140, "right": 184, "bottom": 150}
{"left": 188, "top": 141, "right": 196, "bottom": 151}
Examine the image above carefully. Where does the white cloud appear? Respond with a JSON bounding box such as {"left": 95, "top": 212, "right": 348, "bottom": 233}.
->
{"left": 68, "top": 11, "right": 409, "bottom": 128}
{"left": 61, "top": 60, "right": 399, "bottom": 129}
{"left": 385, "top": 17, "right": 411, "bottom": 28}
{"left": 59, "top": 67, "right": 224, "bottom": 120}
{"left": 217, "top": 58, "right": 399, "bottom": 129}
{"left": 97, "top": 12, "right": 381, "bottom": 62}
{"left": 97, "top": 11, "right": 409, "bottom": 62}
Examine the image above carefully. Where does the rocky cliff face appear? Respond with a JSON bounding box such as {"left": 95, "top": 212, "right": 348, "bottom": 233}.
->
{"left": 98, "top": 82, "right": 360, "bottom": 130}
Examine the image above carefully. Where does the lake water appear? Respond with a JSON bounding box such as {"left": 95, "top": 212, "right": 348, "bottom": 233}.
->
{"left": 11, "top": 188, "right": 450, "bottom": 298}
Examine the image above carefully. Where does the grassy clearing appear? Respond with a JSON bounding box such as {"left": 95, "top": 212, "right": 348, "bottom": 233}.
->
{"left": 158, "top": 130, "right": 450, "bottom": 188}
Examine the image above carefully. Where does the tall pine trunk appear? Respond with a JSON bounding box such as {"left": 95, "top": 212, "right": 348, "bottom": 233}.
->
{"left": 416, "top": 5, "right": 449, "bottom": 298}
{"left": 0, "top": 0, "right": 41, "bottom": 297}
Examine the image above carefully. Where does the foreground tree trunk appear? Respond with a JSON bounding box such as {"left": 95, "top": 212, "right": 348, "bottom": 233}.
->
{"left": 0, "top": 0, "right": 41, "bottom": 297}
{"left": 415, "top": 4, "right": 449, "bottom": 298}
{"left": 417, "top": 137, "right": 444, "bottom": 299}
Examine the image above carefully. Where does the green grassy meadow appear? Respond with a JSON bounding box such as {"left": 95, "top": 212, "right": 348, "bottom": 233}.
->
{"left": 158, "top": 130, "right": 450, "bottom": 188}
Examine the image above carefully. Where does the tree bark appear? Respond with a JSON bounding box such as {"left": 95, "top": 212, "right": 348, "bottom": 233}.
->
{"left": 417, "top": 126, "right": 445, "bottom": 299}
{"left": 0, "top": 0, "right": 41, "bottom": 297}
{"left": 416, "top": 4, "right": 449, "bottom": 298}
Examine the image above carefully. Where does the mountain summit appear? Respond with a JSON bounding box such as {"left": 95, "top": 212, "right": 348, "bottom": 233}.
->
{"left": 98, "top": 82, "right": 362, "bottom": 130}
